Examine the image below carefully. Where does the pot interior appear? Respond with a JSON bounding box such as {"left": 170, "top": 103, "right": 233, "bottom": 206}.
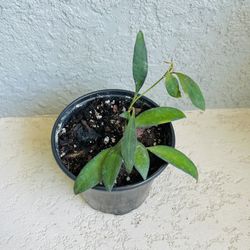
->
{"left": 51, "top": 89, "right": 175, "bottom": 190}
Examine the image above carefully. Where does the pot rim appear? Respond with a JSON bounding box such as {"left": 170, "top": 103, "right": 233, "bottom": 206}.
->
{"left": 51, "top": 89, "right": 175, "bottom": 192}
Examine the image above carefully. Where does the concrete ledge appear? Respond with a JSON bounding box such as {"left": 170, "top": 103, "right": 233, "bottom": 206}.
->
{"left": 1, "top": 109, "right": 250, "bottom": 249}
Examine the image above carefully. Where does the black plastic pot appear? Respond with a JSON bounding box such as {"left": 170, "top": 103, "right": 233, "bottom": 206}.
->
{"left": 51, "top": 89, "right": 175, "bottom": 215}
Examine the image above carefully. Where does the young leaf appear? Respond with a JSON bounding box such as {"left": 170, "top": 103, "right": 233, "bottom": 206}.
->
{"left": 121, "top": 109, "right": 137, "bottom": 173}
{"left": 133, "top": 31, "right": 148, "bottom": 93}
{"left": 147, "top": 145, "right": 198, "bottom": 180}
{"left": 165, "top": 72, "right": 181, "bottom": 98}
{"left": 135, "top": 107, "right": 186, "bottom": 128}
{"left": 74, "top": 148, "right": 110, "bottom": 194}
{"left": 134, "top": 142, "right": 150, "bottom": 180}
{"left": 175, "top": 72, "right": 205, "bottom": 111}
{"left": 102, "top": 146, "right": 123, "bottom": 191}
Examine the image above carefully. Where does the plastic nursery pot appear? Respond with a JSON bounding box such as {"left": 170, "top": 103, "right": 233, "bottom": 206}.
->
{"left": 51, "top": 89, "right": 175, "bottom": 215}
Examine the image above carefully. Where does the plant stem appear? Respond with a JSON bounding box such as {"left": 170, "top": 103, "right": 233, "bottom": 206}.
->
{"left": 128, "top": 64, "right": 173, "bottom": 112}
{"left": 129, "top": 94, "right": 138, "bottom": 109}
{"left": 128, "top": 76, "right": 164, "bottom": 111}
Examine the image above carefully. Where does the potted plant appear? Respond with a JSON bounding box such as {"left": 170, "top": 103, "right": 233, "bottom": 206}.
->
{"left": 51, "top": 31, "right": 205, "bottom": 215}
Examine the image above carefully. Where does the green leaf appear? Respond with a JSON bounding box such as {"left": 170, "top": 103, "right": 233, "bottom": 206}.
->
{"left": 119, "top": 111, "right": 130, "bottom": 120}
{"left": 147, "top": 145, "right": 198, "bottom": 180}
{"left": 121, "top": 109, "right": 137, "bottom": 173}
{"left": 135, "top": 107, "right": 186, "bottom": 128}
{"left": 165, "top": 72, "right": 181, "bottom": 98}
{"left": 133, "top": 31, "right": 148, "bottom": 93}
{"left": 74, "top": 148, "right": 110, "bottom": 194}
{"left": 134, "top": 142, "right": 150, "bottom": 180}
{"left": 102, "top": 146, "right": 123, "bottom": 191}
{"left": 175, "top": 72, "right": 205, "bottom": 111}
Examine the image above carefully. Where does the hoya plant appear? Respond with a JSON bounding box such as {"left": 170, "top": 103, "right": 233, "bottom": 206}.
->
{"left": 74, "top": 31, "right": 205, "bottom": 194}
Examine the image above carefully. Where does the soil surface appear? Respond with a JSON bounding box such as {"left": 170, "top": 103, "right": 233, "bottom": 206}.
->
{"left": 58, "top": 96, "right": 171, "bottom": 187}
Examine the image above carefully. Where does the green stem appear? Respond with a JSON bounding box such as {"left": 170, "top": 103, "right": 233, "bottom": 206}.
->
{"left": 129, "top": 94, "right": 138, "bottom": 108}
{"left": 128, "top": 75, "right": 164, "bottom": 111}
{"left": 128, "top": 64, "right": 173, "bottom": 112}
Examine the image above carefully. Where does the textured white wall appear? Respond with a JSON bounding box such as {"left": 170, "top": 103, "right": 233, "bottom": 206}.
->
{"left": 0, "top": 0, "right": 249, "bottom": 117}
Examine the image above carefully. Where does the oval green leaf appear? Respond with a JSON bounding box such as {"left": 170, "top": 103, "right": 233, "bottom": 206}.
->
{"left": 135, "top": 107, "right": 186, "bottom": 128}
{"left": 74, "top": 148, "right": 110, "bottom": 194}
{"left": 121, "top": 109, "right": 137, "bottom": 173}
{"left": 102, "top": 146, "right": 123, "bottom": 192}
{"left": 175, "top": 72, "right": 205, "bottom": 111}
{"left": 133, "top": 31, "right": 148, "bottom": 93}
{"left": 134, "top": 142, "right": 150, "bottom": 180}
{"left": 165, "top": 72, "right": 181, "bottom": 98}
{"left": 147, "top": 145, "right": 198, "bottom": 180}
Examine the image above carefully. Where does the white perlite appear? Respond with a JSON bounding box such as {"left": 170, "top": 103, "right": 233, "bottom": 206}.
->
{"left": 103, "top": 136, "right": 110, "bottom": 144}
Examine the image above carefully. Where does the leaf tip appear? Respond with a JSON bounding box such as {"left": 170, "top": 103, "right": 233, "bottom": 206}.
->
{"left": 175, "top": 109, "right": 186, "bottom": 120}
{"left": 119, "top": 111, "right": 129, "bottom": 119}
{"left": 104, "top": 183, "right": 113, "bottom": 192}
{"left": 73, "top": 183, "right": 80, "bottom": 195}
{"left": 181, "top": 111, "right": 186, "bottom": 118}
{"left": 125, "top": 163, "right": 133, "bottom": 174}
{"left": 193, "top": 167, "right": 199, "bottom": 182}
{"left": 195, "top": 174, "right": 199, "bottom": 182}
{"left": 137, "top": 30, "right": 144, "bottom": 36}
{"left": 201, "top": 102, "right": 206, "bottom": 111}
{"left": 197, "top": 102, "right": 205, "bottom": 111}
{"left": 196, "top": 95, "right": 206, "bottom": 111}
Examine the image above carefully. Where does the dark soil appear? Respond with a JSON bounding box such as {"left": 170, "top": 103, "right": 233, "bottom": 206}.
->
{"left": 58, "top": 96, "right": 171, "bottom": 187}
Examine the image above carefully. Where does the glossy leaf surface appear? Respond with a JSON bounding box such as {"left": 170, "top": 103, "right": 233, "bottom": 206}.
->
{"left": 102, "top": 146, "right": 123, "bottom": 191}
{"left": 148, "top": 145, "right": 198, "bottom": 180}
{"left": 121, "top": 109, "right": 137, "bottom": 173}
{"left": 165, "top": 72, "right": 181, "bottom": 98}
{"left": 134, "top": 142, "right": 150, "bottom": 180}
{"left": 133, "top": 31, "right": 148, "bottom": 93}
{"left": 135, "top": 107, "right": 185, "bottom": 128}
{"left": 175, "top": 72, "right": 205, "bottom": 110}
{"left": 74, "top": 148, "right": 110, "bottom": 194}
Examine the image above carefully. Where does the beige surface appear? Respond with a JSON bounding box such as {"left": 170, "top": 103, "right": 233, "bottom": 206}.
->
{"left": 0, "top": 109, "right": 250, "bottom": 250}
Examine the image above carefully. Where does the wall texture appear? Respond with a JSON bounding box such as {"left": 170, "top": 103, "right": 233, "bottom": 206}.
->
{"left": 0, "top": 0, "right": 249, "bottom": 117}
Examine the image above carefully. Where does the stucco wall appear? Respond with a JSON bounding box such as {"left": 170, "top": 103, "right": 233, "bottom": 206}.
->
{"left": 0, "top": 0, "right": 249, "bottom": 117}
